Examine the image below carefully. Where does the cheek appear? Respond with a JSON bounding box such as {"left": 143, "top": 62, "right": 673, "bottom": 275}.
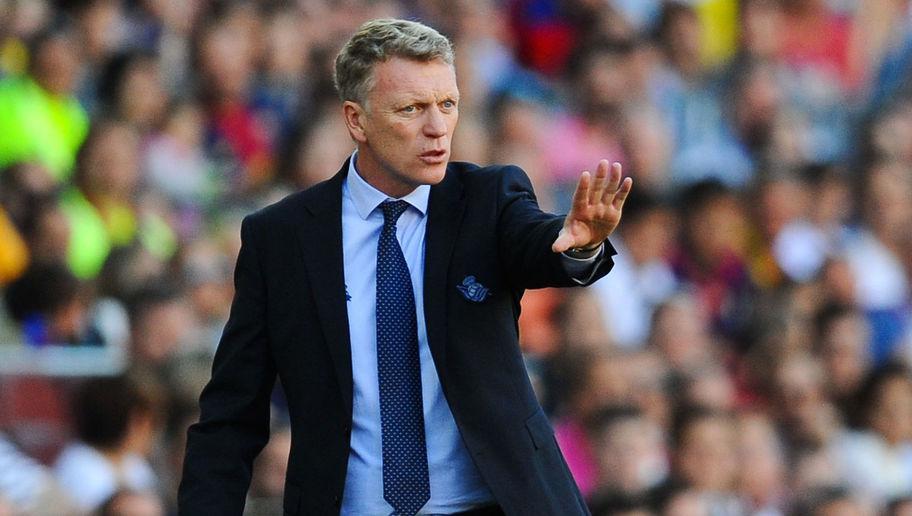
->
{"left": 381, "top": 122, "right": 417, "bottom": 148}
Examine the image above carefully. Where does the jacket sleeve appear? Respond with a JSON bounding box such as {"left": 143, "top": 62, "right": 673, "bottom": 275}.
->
{"left": 496, "top": 165, "right": 615, "bottom": 289}
{"left": 178, "top": 215, "right": 276, "bottom": 516}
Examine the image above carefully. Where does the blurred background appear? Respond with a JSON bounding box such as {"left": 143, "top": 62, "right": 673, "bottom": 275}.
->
{"left": 1, "top": 0, "right": 912, "bottom": 514}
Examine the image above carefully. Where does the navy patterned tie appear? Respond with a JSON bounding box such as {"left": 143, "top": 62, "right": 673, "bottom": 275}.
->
{"left": 376, "top": 200, "right": 430, "bottom": 515}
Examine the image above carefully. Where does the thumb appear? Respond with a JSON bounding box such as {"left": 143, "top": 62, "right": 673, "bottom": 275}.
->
{"left": 551, "top": 229, "right": 575, "bottom": 253}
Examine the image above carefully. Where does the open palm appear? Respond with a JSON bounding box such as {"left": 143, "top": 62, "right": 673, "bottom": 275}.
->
{"left": 552, "top": 160, "right": 632, "bottom": 253}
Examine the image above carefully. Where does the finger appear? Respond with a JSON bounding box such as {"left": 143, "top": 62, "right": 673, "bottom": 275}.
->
{"left": 552, "top": 228, "right": 575, "bottom": 253}
{"left": 589, "top": 160, "right": 610, "bottom": 206}
{"left": 611, "top": 177, "right": 633, "bottom": 211}
{"left": 571, "top": 171, "right": 591, "bottom": 213}
{"left": 601, "top": 162, "right": 623, "bottom": 204}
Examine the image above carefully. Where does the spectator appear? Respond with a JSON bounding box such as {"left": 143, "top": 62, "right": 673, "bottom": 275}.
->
{"left": 833, "top": 363, "right": 912, "bottom": 508}
{"left": 665, "top": 406, "right": 742, "bottom": 515}
{"left": 550, "top": 348, "right": 630, "bottom": 498}
{"left": 4, "top": 262, "right": 102, "bottom": 347}
{"left": 53, "top": 374, "right": 164, "bottom": 513}
{"left": 590, "top": 405, "right": 667, "bottom": 500}
{"left": 736, "top": 411, "right": 787, "bottom": 515}
{"left": 591, "top": 189, "right": 677, "bottom": 349}
{"left": 0, "top": 432, "right": 78, "bottom": 514}
{"left": 0, "top": 23, "right": 88, "bottom": 180}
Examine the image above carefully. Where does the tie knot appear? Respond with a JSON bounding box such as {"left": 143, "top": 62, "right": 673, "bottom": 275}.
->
{"left": 380, "top": 200, "right": 409, "bottom": 225}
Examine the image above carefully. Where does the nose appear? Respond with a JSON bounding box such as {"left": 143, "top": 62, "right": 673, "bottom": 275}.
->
{"left": 422, "top": 106, "right": 448, "bottom": 139}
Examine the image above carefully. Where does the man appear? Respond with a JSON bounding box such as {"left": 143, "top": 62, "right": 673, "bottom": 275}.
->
{"left": 179, "top": 19, "right": 632, "bottom": 515}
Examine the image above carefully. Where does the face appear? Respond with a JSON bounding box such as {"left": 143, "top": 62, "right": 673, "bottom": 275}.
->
{"left": 870, "top": 376, "right": 912, "bottom": 445}
{"left": 344, "top": 57, "right": 459, "bottom": 197}
{"left": 677, "top": 417, "right": 738, "bottom": 491}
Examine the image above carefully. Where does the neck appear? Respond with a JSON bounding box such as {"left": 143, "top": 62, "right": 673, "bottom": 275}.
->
{"left": 354, "top": 146, "right": 415, "bottom": 198}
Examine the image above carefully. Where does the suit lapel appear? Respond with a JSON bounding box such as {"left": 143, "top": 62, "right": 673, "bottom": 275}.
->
{"left": 295, "top": 162, "right": 353, "bottom": 413}
{"left": 423, "top": 167, "right": 466, "bottom": 385}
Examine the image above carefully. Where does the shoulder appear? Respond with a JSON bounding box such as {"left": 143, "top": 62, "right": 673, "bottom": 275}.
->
{"left": 244, "top": 174, "right": 342, "bottom": 230}
{"left": 446, "top": 161, "right": 534, "bottom": 193}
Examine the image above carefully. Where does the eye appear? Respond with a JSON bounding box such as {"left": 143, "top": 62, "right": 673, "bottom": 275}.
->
{"left": 442, "top": 99, "right": 456, "bottom": 109}
{"left": 401, "top": 105, "right": 417, "bottom": 113}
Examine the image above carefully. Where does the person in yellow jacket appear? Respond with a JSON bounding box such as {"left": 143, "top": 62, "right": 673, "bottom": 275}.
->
{"left": 0, "top": 26, "right": 88, "bottom": 182}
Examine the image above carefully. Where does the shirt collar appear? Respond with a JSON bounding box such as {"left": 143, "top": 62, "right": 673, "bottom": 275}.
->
{"left": 346, "top": 150, "right": 430, "bottom": 220}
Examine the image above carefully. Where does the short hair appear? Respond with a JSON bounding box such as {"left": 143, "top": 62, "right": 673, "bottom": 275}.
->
{"left": 333, "top": 18, "right": 454, "bottom": 105}
{"left": 72, "top": 375, "right": 161, "bottom": 449}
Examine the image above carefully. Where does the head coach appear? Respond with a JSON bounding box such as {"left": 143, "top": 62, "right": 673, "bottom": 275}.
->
{"left": 178, "top": 18, "right": 632, "bottom": 516}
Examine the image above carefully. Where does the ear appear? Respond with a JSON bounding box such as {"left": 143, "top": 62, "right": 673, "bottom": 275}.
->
{"left": 342, "top": 100, "right": 368, "bottom": 143}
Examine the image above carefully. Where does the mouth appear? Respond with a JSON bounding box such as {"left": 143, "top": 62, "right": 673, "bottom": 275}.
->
{"left": 419, "top": 149, "right": 447, "bottom": 164}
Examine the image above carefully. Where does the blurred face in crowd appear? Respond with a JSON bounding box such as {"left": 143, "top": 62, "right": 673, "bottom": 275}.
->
{"left": 32, "top": 33, "right": 81, "bottom": 95}
{"left": 561, "top": 290, "right": 612, "bottom": 350}
{"left": 198, "top": 18, "right": 255, "bottom": 101}
{"left": 119, "top": 58, "right": 167, "bottom": 129}
{"left": 687, "top": 194, "right": 749, "bottom": 263}
{"left": 80, "top": 123, "right": 141, "bottom": 201}
{"left": 864, "top": 163, "right": 912, "bottom": 244}
{"left": 623, "top": 203, "right": 675, "bottom": 266}
{"left": 737, "top": 413, "right": 786, "bottom": 506}
{"left": 49, "top": 293, "right": 89, "bottom": 343}
{"left": 621, "top": 109, "right": 672, "bottom": 193}
{"left": 344, "top": 57, "right": 459, "bottom": 198}
{"left": 757, "top": 177, "right": 808, "bottom": 239}
{"left": 819, "top": 312, "right": 870, "bottom": 398}
{"left": 812, "top": 173, "right": 853, "bottom": 229}
{"left": 871, "top": 104, "right": 912, "bottom": 162}
{"left": 596, "top": 415, "right": 668, "bottom": 493}
{"left": 869, "top": 375, "right": 912, "bottom": 446}
{"left": 791, "top": 448, "right": 842, "bottom": 493}
{"left": 76, "top": 0, "right": 123, "bottom": 62}
{"left": 263, "top": 9, "right": 310, "bottom": 79}
{"left": 28, "top": 203, "right": 71, "bottom": 263}
{"left": 579, "top": 47, "right": 629, "bottom": 112}
{"left": 662, "top": 7, "right": 702, "bottom": 76}
{"left": 676, "top": 414, "right": 738, "bottom": 492}
{"left": 734, "top": 63, "right": 782, "bottom": 150}
{"left": 571, "top": 353, "right": 630, "bottom": 419}
{"left": 740, "top": 0, "right": 783, "bottom": 59}
{"left": 651, "top": 296, "right": 713, "bottom": 371}
{"left": 774, "top": 356, "right": 839, "bottom": 445}
{"left": 684, "top": 367, "right": 736, "bottom": 411}
{"left": 132, "top": 296, "right": 196, "bottom": 365}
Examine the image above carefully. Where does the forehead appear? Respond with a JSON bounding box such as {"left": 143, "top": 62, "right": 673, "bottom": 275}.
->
{"left": 368, "top": 57, "right": 458, "bottom": 102}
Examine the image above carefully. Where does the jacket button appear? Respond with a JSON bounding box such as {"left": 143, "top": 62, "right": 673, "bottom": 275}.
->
{"left": 334, "top": 495, "right": 342, "bottom": 506}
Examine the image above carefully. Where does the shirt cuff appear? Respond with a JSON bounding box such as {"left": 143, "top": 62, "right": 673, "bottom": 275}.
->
{"left": 560, "top": 243, "right": 605, "bottom": 285}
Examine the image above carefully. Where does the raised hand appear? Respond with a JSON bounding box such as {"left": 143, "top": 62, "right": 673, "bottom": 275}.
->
{"left": 551, "top": 160, "right": 632, "bottom": 254}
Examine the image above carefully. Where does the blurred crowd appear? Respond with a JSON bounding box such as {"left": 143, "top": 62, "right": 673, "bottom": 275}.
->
{"left": 1, "top": 0, "right": 912, "bottom": 514}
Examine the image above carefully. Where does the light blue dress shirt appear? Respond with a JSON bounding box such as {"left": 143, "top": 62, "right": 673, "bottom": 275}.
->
{"left": 340, "top": 153, "right": 601, "bottom": 514}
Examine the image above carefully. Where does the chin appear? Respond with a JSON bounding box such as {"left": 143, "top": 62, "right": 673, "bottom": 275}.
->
{"left": 427, "top": 164, "right": 448, "bottom": 184}
{"left": 411, "top": 162, "right": 448, "bottom": 186}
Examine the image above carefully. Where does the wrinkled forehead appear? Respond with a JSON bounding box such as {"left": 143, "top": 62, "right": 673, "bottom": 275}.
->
{"left": 367, "top": 57, "right": 458, "bottom": 103}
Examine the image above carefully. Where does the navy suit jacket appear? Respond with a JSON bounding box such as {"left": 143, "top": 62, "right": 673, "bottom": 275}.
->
{"left": 178, "top": 160, "right": 615, "bottom": 515}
